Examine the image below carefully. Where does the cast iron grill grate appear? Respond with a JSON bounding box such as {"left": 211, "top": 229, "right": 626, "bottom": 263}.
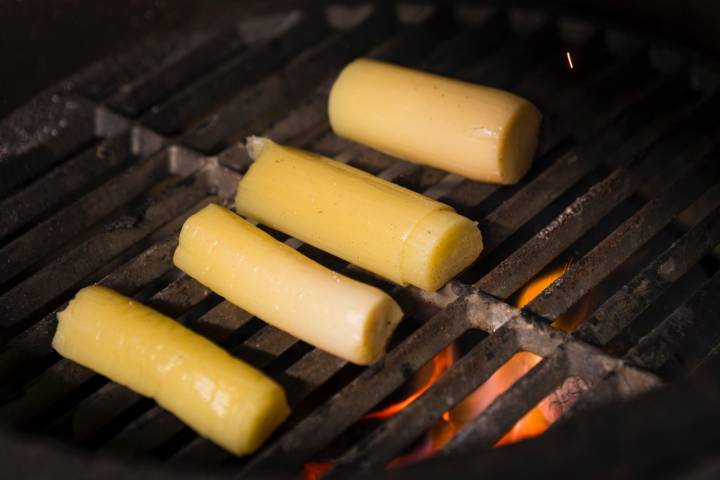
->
{"left": 1, "top": 3, "right": 719, "bottom": 478}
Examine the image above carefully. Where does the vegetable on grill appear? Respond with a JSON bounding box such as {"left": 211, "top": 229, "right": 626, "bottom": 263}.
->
{"left": 236, "top": 136, "right": 483, "bottom": 291}
{"left": 53, "top": 285, "right": 290, "bottom": 456}
{"left": 174, "top": 204, "right": 403, "bottom": 365}
{"left": 329, "top": 58, "right": 542, "bottom": 184}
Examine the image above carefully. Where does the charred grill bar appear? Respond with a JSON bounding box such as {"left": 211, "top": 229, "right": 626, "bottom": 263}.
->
{"left": 1, "top": 3, "right": 720, "bottom": 478}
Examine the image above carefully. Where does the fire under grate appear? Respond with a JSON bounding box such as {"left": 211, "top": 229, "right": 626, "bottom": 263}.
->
{"left": 2, "top": 3, "right": 720, "bottom": 478}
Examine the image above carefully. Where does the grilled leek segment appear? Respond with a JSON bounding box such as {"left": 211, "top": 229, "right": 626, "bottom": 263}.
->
{"left": 329, "top": 58, "right": 542, "bottom": 184}
{"left": 53, "top": 285, "right": 290, "bottom": 456}
{"left": 174, "top": 204, "right": 403, "bottom": 365}
{"left": 235, "top": 137, "right": 483, "bottom": 291}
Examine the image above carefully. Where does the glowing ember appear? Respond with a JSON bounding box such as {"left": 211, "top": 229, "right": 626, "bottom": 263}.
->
{"left": 363, "top": 345, "right": 455, "bottom": 421}
{"left": 565, "top": 51, "right": 575, "bottom": 70}
{"left": 304, "top": 462, "right": 331, "bottom": 480}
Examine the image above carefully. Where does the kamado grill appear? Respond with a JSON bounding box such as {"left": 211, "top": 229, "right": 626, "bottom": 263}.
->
{"left": 2, "top": 2, "right": 720, "bottom": 478}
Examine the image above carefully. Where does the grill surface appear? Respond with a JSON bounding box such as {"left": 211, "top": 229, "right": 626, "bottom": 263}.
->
{"left": 2, "top": 3, "right": 720, "bottom": 478}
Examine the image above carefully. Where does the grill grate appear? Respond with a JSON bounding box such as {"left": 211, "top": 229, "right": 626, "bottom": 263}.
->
{"left": 1, "top": 3, "right": 720, "bottom": 477}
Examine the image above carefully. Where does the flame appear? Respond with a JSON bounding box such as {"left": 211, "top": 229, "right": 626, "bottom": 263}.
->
{"left": 363, "top": 345, "right": 455, "bottom": 421}
{"left": 446, "top": 351, "right": 546, "bottom": 448}
{"left": 302, "top": 346, "right": 456, "bottom": 479}
{"left": 303, "top": 259, "right": 589, "bottom": 478}
{"left": 382, "top": 346, "right": 457, "bottom": 468}
{"left": 437, "top": 259, "right": 587, "bottom": 450}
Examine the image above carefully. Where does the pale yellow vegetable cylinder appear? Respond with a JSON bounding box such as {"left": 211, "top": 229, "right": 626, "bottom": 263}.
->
{"left": 328, "top": 58, "right": 542, "bottom": 184}
{"left": 173, "top": 204, "right": 403, "bottom": 365}
{"left": 53, "top": 286, "right": 289, "bottom": 456}
{"left": 235, "top": 137, "right": 483, "bottom": 291}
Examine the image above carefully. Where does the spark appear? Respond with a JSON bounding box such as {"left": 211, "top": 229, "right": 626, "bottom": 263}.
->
{"left": 565, "top": 51, "right": 575, "bottom": 70}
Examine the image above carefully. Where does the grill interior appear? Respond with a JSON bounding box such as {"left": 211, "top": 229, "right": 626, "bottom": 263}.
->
{"left": 2, "top": 3, "right": 720, "bottom": 477}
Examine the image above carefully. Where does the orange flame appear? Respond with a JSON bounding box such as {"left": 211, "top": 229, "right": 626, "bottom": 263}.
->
{"left": 445, "top": 260, "right": 579, "bottom": 449}
{"left": 303, "top": 259, "right": 589, "bottom": 478}
{"left": 383, "top": 346, "right": 458, "bottom": 468}
{"left": 302, "top": 346, "right": 456, "bottom": 479}
{"left": 363, "top": 345, "right": 455, "bottom": 421}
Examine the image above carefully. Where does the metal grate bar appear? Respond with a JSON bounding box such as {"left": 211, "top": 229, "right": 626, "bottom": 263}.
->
{"left": 626, "top": 269, "right": 720, "bottom": 372}
{"left": 106, "top": 28, "right": 247, "bottom": 117}
{"left": 363, "top": 7, "right": 458, "bottom": 69}
{"left": 418, "top": 15, "right": 507, "bottom": 74}
{"left": 439, "top": 337, "right": 659, "bottom": 456}
{"left": 179, "top": 9, "right": 398, "bottom": 154}
{"left": 0, "top": 172, "right": 207, "bottom": 334}
{"left": 0, "top": 96, "right": 97, "bottom": 198}
{"left": 0, "top": 138, "right": 167, "bottom": 287}
{"left": 575, "top": 207, "right": 720, "bottom": 347}
{"left": 0, "top": 134, "right": 136, "bottom": 242}
{"left": 551, "top": 52, "right": 652, "bottom": 140}
{"left": 513, "top": 29, "right": 611, "bottom": 107}
{"left": 142, "top": 12, "right": 329, "bottom": 135}
{"left": 478, "top": 148, "right": 600, "bottom": 254}
{"left": 475, "top": 83, "right": 708, "bottom": 300}
{"left": 528, "top": 155, "right": 720, "bottom": 320}
{"left": 455, "top": 17, "right": 558, "bottom": 90}
{"left": 555, "top": 365, "right": 659, "bottom": 423}
{"left": 73, "top": 33, "right": 225, "bottom": 102}
{"left": 187, "top": 301, "right": 256, "bottom": 349}
{"left": 281, "top": 349, "right": 350, "bottom": 406}
{"left": 232, "top": 327, "right": 299, "bottom": 367}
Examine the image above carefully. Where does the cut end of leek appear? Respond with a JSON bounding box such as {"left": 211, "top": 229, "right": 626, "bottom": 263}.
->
{"left": 496, "top": 101, "right": 543, "bottom": 184}
{"left": 403, "top": 210, "right": 483, "bottom": 291}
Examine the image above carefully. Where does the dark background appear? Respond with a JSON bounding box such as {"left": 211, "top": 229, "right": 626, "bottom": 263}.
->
{"left": 1, "top": 0, "right": 718, "bottom": 120}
